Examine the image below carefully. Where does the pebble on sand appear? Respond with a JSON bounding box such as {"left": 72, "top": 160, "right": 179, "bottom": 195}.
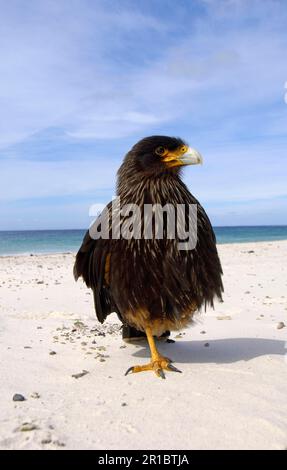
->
{"left": 15, "top": 422, "right": 38, "bottom": 432}
{"left": 72, "top": 370, "right": 89, "bottom": 379}
{"left": 276, "top": 322, "right": 286, "bottom": 330}
{"left": 41, "top": 437, "right": 52, "bottom": 445}
{"left": 53, "top": 440, "right": 66, "bottom": 447}
{"left": 13, "top": 393, "right": 26, "bottom": 402}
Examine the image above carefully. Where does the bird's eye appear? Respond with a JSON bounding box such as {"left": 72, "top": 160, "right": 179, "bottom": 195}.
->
{"left": 155, "top": 146, "right": 166, "bottom": 156}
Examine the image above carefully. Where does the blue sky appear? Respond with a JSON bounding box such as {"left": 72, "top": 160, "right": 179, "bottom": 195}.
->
{"left": 0, "top": 0, "right": 287, "bottom": 230}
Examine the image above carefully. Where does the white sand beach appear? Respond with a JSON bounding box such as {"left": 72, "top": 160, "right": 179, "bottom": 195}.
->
{"left": 0, "top": 241, "right": 286, "bottom": 450}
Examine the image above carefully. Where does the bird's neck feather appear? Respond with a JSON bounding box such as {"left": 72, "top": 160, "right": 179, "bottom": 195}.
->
{"left": 117, "top": 158, "right": 189, "bottom": 205}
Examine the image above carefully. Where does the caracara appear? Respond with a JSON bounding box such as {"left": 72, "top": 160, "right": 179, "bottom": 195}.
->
{"left": 74, "top": 136, "right": 223, "bottom": 378}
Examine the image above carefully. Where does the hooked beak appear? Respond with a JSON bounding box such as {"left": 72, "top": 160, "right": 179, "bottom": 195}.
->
{"left": 163, "top": 146, "right": 203, "bottom": 167}
{"left": 179, "top": 147, "right": 203, "bottom": 166}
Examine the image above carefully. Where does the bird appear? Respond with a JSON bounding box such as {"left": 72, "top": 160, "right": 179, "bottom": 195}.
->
{"left": 74, "top": 135, "right": 223, "bottom": 378}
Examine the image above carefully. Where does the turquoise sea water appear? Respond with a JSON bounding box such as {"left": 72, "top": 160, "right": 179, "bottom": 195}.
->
{"left": 0, "top": 226, "right": 287, "bottom": 256}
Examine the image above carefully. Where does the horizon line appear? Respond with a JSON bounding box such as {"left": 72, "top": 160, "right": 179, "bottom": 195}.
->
{"left": 1, "top": 224, "right": 287, "bottom": 233}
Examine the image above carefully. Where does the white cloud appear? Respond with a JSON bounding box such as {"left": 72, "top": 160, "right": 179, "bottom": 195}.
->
{"left": 0, "top": 158, "right": 118, "bottom": 201}
{"left": 1, "top": 0, "right": 287, "bottom": 150}
{"left": 0, "top": 0, "right": 287, "bottom": 228}
{"left": 0, "top": 139, "right": 285, "bottom": 205}
{"left": 0, "top": 0, "right": 170, "bottom": 148}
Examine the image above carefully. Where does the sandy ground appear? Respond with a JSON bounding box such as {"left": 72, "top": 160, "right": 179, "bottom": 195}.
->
{"left": 0, "top": 241, "right": 286, "bottom": 450}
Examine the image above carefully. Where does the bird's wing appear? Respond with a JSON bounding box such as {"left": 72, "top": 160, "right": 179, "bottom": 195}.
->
{"left": 73, "top": 202, "right": 117, "bottom": 323}
{"left": 159, "top": 193, "right": 223, "bottom": 318}
{"left": 182, "top": 200, "right": 224, "bottom": 309}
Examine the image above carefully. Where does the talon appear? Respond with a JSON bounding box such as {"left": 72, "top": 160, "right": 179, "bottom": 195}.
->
{"left": 124, "top": 327, "right": 181, "bottom": 378}
{"left": 167, "top": 364, "right": 182, "bottom": 373}
{"left": 158, "top": 369, "right": 166, "bottom": 379}
{"left": 125, "top": 367, "right": 134, "bottom": 376}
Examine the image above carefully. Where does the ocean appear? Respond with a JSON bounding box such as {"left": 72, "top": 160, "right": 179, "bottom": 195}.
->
{"left": 0, "top": 226, "right": 287, "bottom": 256}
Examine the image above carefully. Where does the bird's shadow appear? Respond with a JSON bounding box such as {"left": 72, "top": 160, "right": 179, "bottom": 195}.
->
{"left": 130, "top": 338, "right": 286, "bottom": 364}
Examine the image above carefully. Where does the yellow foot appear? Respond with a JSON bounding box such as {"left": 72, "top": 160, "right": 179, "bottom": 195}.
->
{"left": 125, "top": 356, "right": 181, "bottom": 379}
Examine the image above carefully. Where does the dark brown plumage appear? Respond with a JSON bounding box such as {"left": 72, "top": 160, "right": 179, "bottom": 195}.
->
{"left": 74, "top": 136, "right": 223, "bottom": 378}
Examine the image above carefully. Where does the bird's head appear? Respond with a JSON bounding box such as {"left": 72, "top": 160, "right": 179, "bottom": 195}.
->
{"left": 123, "top": 135, "right": 203, "bottom": 177}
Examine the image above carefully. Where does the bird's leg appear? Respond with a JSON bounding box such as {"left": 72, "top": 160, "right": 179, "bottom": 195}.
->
{"left": 125, "top": 327, "right": 181, "bottom": 378}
